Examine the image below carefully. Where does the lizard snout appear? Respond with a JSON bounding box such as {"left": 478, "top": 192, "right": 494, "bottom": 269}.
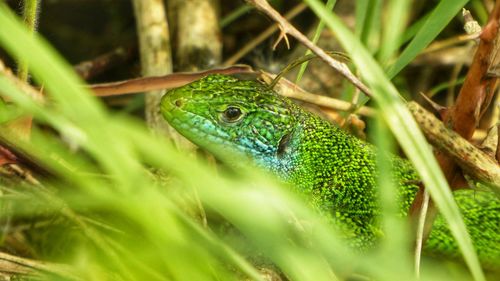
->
{"left": 161, "top": 89, "right": 188, "bottom": 113}
{"left": 173, "top": 98, "right": 184, "bottom": 108}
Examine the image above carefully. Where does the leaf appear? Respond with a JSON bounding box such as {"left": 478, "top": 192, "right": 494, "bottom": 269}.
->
{"left": 386, "top": 0, "right": 470, "bottom": 78}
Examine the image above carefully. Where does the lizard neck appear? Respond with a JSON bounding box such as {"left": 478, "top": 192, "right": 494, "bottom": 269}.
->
{"left": 270, "top": 112, "right": 419, "bottom": 247}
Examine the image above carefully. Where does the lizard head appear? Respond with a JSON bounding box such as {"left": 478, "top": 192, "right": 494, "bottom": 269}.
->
{"left": 160, "top": 74, "right": 300, "bottom": 170}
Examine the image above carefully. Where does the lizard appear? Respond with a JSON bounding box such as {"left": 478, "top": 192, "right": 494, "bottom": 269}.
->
{"left": 159, "top": 74, "right": 500, "bottom": 270}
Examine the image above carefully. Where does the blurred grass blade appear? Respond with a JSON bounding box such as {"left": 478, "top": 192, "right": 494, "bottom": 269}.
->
{"left": 386, "top": 0, "right": 470, "bottom": 78}
{"left": 373, "top": 114, "right": 412, "bottom": 279}
{"left": 0, "top": 3, "right": 147, "bottom": 189}
{"left": 377, "top": 0, "right": 411, "bottom": 65}
{"left": 357, "top": 0, "right": 382, "bottom": 49}
{"left": 355, "top": 0, "right": 369, "bottom": 37}
{"left": 303, "top": 1, "right": 485, "bottom": 280}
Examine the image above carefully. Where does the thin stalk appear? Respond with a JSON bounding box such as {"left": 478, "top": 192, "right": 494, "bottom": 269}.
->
{"left": 17, "top": 0, "right": 40, "bottom": 82}
{"left": 295, "top": 0, "right": 336, "bottom": 84}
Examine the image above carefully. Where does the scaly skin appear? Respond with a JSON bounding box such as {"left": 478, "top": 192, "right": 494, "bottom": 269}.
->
{"left": 160, "top": 74, "right": 500, "bottom": 269}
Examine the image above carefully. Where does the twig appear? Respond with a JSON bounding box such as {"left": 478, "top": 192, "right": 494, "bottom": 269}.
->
{"left": 245, "top": 0, "right": 372, "bottom": 97}
{"left": 74, "top": 46, "right": 136, "bottom": 80}
{"left": 89, "top": 65, "right": 255, "bottom": 96}
{"left": 449, "top": 2, "right": 500, "bottom": 140}
{"left": 259, "top": 71, "right": 375, "bottom": 117}
{"left": 479, "top": 125, "right": 499, "bottom": 158}
{"left": 414, "top": 188, "right": 429, "bottom": 279}
{"left": 418, "top": 33, "right": 478, "bottom": 56}
{"left": 409, "top": 102, "right": 500, "bottom": 193}
{"left": 0, "top": 251, "right": 78, "bottom": 280}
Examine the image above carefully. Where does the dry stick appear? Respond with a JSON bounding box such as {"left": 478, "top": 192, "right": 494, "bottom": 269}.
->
{"left": 414, "top": 188, "right": 429, "bottom": 279}
{"left": 418, "top": 33, "right": 478, "bottom": 56}
{"left": 259, "top": 71, "right": 375, "bottom": 117}
{"left": 74, "top": 46, "right": 135, "bottom": 80}
{"left": 245, "top": 0, "right": 372, "bottom": 97}
{"left": 90, "top": 65, "right": 255, "bottom": 96}
{"left": 0, "top": 251, "right": 78, "bottom": 281}
{"left": 479, "top": 126, "right": 499, "bottom": 157}
{"left": 446, "top": 10, "right": 479, "bottom": 108}
{"left": 417, "top": 10, "right": 479, "bottom": 59}
{"left": 223, "top": 3, "right": 307, "bottom": 66}
{"left": 409, "top": 102, "right": 500, "bottom": 193}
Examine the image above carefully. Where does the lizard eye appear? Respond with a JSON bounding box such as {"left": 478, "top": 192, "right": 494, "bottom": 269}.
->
{"left": 221, "top": 106, "right": 243, "bottom": 123}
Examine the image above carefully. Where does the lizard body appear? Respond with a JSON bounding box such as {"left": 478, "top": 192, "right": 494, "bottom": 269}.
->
{"left": 160, "top": 74, "right": 500, "bottom": 269}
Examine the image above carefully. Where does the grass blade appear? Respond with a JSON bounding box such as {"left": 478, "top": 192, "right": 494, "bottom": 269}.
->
{"left": 386, "top": 0, "right": 470, "bottom": 78}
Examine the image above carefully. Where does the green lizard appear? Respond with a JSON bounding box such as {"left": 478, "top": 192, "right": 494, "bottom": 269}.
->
{"left": 160, "top": 74, "right": 500, "bottom": 269}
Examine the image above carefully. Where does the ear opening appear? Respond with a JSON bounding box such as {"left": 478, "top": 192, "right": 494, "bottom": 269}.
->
{"left": 277, "top": 130, "right": 293, "bottom": 157}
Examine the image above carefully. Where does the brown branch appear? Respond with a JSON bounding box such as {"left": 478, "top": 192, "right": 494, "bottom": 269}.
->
{"left": 89, "top": 65, "right": 255, "bottom": 96}
{"left": 449, "top": 2, "right": 500, "bottom": 140}
{"left": 411, "top": 0, "right": 500, "bottom": 246}
{"left": 409, "top": 102, "right": 500, "bottom": 193}
{"left": 479, "top": 125, "right": 499, "bottom": 158}
{"left": 438, "top": 0, "right": 500, "bottom": 192}
{"left": 245, "top": 0, "right": 372, "bottom": 97}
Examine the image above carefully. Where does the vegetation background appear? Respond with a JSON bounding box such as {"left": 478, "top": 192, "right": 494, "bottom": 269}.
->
{"left": 0, "top": 0, "right": 498, "bottom": 280}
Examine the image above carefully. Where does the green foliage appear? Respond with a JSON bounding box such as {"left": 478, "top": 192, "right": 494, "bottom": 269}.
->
{"left": 0, "top": 1, "right": 495, "bottom": 281}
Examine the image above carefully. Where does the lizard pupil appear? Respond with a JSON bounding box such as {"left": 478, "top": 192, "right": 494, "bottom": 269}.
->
{"left": 223, "top": 106, "right": 242, "bottom": 122}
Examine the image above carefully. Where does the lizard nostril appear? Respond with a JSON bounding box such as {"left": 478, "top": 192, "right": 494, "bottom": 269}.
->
{"left": 174, "top": 99, "right": 183, "bottom": 108}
